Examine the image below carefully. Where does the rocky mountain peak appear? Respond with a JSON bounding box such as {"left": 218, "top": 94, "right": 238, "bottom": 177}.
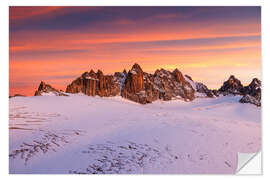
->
{"left": 217, "top": 76, "right": 261, "bottom": 106}
{"left": 172, "top": 68, "right": 185, "bottom": 85}
{"left": 121, "top": 64, "right": 196, "bottom": 103}
{"left": 242, "top": 77, "right": 261, "bottom": 101}
{"left": 250, "top": 78, "right": 261, "bottom": 88}
{"left": 65, "top": 63, "right": 196, "bottom": 104}
{"left": 38, "top": 81, "right": 47, "bottom": 90}
{"left": 184, "top": 75, "right": 193, "bottom": 81}
{"left": 184, "top": 75, "right": 217, "bottom": 98}
{"left": 63, "top": 63, "right": 261, "bottom": 106}
{"left": 122, "top": 69, "right": 127, "bottom": 75}
{"left": 240, "top": 94, "right": 261, "bottom": 107}
{"left": 228, "top": 75, "right": 235, "bottom": 80}
{"left": 124, "top": 64, "right": 144, "bottom": 95}
{"left": 89, "top": 69, "right": 97, "bottom": 79}
{"left": 34, "top": 81, "right": 67, "bottom": 96}
{"left": 81, "top": 72, "right": 89, "bottom": 78}
{"left": 173, "top": 68, "right": 180, "bottom": 75}
{"left": 66, "top": 67, "right": 121, "bottom": 97}
{"left": 228, "top": 75, "right": 238, "bottom": 85}
{"left": 218, "top": 75, "right": 244, "bottom": 95}
{"left": 228, "top": 75, "right": 242, "bottom": 86}
{"left": 97, "top": 69, "right": 104, "bottom": 79}
{"left": 89, "top": 69, "right": 95, "bottom": 74}
{"left": 97, "top": 69, "right": 103, "bottom": 75}
{"left": 130, "top": 63, "right": 143, "bottom": 75}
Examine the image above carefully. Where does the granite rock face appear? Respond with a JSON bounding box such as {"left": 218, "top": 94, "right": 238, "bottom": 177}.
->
{"left": 66, "top": 69, "right": 122, "bottom": 97}
{"left": 66, "top": 63, "right": 195, "bottom": 104}
{"left": 64, "top": 64, "right": 261, "bottom": 106}
{"left": 218, "top": 75, "right": 244, "bottom": 95}
{"left": 243, "top": 78, "right": 261, "bottom": 99}
{"left": 121, "top": 63, "right": 148, "bottom": 104}
{"left": 195, "top": 82, "right": 215, "bottom": 98}
{"left": 217, "top": 76, "right": 261, "bottom": 106}
{"left": 239, "top": 78, "right": 261, "bottom": 106}
{"left": 154, "top": 68, "right": 195, "bottom": 101}
{"left": 33, "top": 64, "right": 261, "bottom": 106}
{"left": 121, "top": 65, "right": 195, "bottom": 104}
{"left": 184, "top": 75, "right": 217, "bottom": 98}
{"left": 239, "top": 94, "right": 261, "bottom": 107}
{"left": 34, "top": 81, "right": 67, "bottom": 96}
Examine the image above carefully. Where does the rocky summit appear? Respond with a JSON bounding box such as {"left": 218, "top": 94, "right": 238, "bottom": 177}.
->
{"left": 195, "top": 82, "right": 216, "bottom": 98}
{"left": 66, "top": 69, "right": 125, "bottom": 97}
{"left": 217, "top": 76, "right": 261, "bottom": 106}
{"left": 184, "top": 75, "right": 217, "bottom": 98}
{"left": 121, "top": 65, "right": 195, "bottom": 104}
{"left": 218, "top": 75, "right": 244, "bottom": 95}
{"left": 239, "top": 94, "right": 261, "bottom": 107}
{"left": 242, "top": 78, "right": 261, "bottom": 99}
{"left": 239, "top": 78, "right": 261, "bottom": 107}
{"left": 34, "top": 81, "right": 67, "bottom": 96}
{"left": 32, "top": 64, "right": 261, "bottom": 106}
{"left": 65, "top": 63, "right": 195, "bottom": 104}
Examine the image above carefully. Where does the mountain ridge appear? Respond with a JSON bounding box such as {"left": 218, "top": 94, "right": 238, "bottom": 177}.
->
{"left": 32, "top": 63, "right": 261, "bottom": 106}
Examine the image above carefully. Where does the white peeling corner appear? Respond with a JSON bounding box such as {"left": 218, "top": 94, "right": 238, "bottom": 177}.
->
{"left": 236, "top": 151, "right": 262, "bottom": 174}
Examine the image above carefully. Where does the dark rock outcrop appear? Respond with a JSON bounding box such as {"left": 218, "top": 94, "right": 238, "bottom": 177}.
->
{"left": 66, "top": 69, "right": 122, "bottom": 97}
{"left": 159, "top": 68, "right": 194, "bottom": 101}
{"left": 212, "top": 90, "right": 220, "bottom": 97}
{"left": 66, "top": 63, "right": 195, "bottom": 104}
{"left": 218, "top": 75, "right": 244, "bottom": 95}
{"left": 196, "top": 82, "right": 215, "bottom": 98}
{"left": 34, "top": 81, "right": 68, "bottom": 96}
{"left": 184, "top": 74, "right": 193, "bottom": 82}
{"left": 243, "top": 78, "right": 261, "bottom": 99}
{"left": 64, "top": 64, "right": 261, "bottom": 106}
{"left": 33, "top": 64, "right": 261, "bottom": 107}
{"left": 121, "top": 63, "right": 147, "bottom": 103}
{"left": 121, "top": 65, "right": 195, "bottom": 104}
{"left": 218, "top": 76, "right": 261, "bottom": 106}
{"left": 239, "top": 78, "right": 261, "bottom": 106}
{"left": 184, "top": 74, "right": 217, "bottom": 98}
{"left": 240, "top": 94, "right": 261, "bottom": 107}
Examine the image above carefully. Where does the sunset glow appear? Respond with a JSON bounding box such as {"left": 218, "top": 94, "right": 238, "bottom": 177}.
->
{"left": 9, "top": 7, "right": 261, "bottom": 96}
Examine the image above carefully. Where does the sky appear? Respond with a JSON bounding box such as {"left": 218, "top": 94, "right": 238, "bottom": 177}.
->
{"left": 9, "top": 6, "right": 261, "bottom": 96}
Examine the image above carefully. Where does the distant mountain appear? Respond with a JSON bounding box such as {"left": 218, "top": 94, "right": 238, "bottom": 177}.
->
{"left": 65, "top": 63, "right": 195, "bottom": 104}
{"left": 184, "top": 75, "right": 218, "bottom": 98}
{"left": 218, "top": 75, "right": 244, "bottom": 95}
{"left": 34, "top": 81, "right": 68, "bottom": 96}
{"left": 239, "top": 78, "right": 261, "bottom": 106}
{"left": 183, "top": 74, "right": 261, "bottom": 106}
{"left": 32, "top": 63, "right": 261, "bottom": 106}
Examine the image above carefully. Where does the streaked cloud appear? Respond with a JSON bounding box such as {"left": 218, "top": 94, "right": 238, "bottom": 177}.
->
{"left": 9, "top": 7, "right": 261, "bottom": 96}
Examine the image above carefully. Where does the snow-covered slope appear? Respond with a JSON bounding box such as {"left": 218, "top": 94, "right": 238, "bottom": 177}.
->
{"left": 9, "top": 94, "right": 261, "bottom": 174}
{"left": 184, "top": 75, "right": 196, "bottom": 91}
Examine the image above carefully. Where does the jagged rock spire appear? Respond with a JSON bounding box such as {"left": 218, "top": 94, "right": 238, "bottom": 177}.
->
{"left": 218, "top": 75, "right": 244, "bottom": 95}
{"left": 34, "top": 81, "right": 67, "bottom": 96}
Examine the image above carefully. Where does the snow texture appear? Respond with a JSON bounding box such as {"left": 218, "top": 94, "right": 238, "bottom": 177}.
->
{"left": 9, "top": 94, "right": 261, "bottom": 174}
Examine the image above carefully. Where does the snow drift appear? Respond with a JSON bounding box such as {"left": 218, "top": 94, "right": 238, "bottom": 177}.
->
{"left": 9, "top": 93, "right": 261, "bottom": 174}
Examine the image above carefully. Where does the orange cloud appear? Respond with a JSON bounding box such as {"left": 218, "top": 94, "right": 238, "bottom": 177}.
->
{"left": 9, "top": 7, "right": 261, "bottom": 96}
{"left": 9, "top": 7, "right": 64, "bottom": 20}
